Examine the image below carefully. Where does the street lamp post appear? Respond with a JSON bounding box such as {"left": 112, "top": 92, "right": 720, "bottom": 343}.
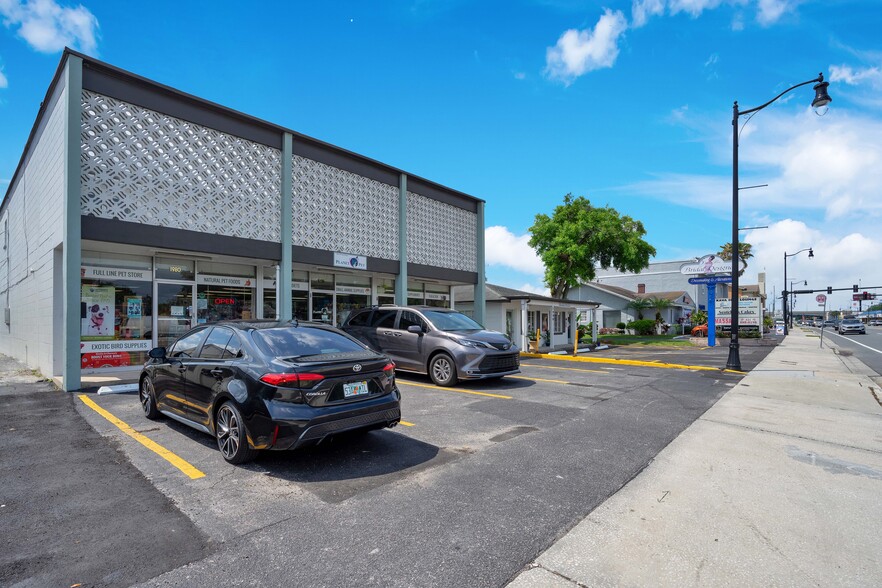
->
{"left": 727, "top": 74, "right": 831, "bottom": 370}
{"left": 783, "top": 248, "right": 813, "bottom": 335}
{"left": 791, "top": 280, "right": 803, "bottom": 326}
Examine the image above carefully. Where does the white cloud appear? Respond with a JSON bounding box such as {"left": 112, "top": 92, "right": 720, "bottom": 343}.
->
{"left": 545, "top": 9, "right": 628, "bottom": 83}
{"left": 517, "top": 283, "right": 551, "bottom": 296}
{"left": 0, "top": 0, "right": 99, "bottom": 54}
{"left": 667, "top": 0, "right": 726, "bottom": 18}
{"left": 627, "top": 109, "right": 882, "bottom": 223}
{"left": 0, "top": 66, "right": 7, "bottom": 88}
{"left": 830, "top": 64, "right": 882, "bottom": 88}
{"left": 756, "top": 0, "right": 798, "bottom": 26}
{"left": 742, "top": 219, "right": 881, "bottom": 313}
{"left": 485, "top": 225, "right": 545, "bottom": 276}
{"left": 631, "top": 0, "right": 664, "bottom": 28}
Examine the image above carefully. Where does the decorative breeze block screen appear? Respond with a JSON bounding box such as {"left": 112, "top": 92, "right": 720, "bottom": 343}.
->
{"left": 291, "top": 156, "right": 399, "bottom": 260}
{"left": 81, "top": 90, "right": 282, "bottom": 242}
{"left": 407, "top": 192, "right": 477, "bottom": 272}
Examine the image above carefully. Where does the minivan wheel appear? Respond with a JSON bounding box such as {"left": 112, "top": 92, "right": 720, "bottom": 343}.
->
{"left": 216, "top": 402, "right": 258, "bottom": 464}
{"left": 140, "top": 377, "right": 160, "bottom": 420}
{"left": 429, "top": 353, "right": 458, "bottom": 387}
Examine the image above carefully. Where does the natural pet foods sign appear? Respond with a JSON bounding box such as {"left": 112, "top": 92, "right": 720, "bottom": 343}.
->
{"left": 197, "top": 275, "right": 254, "bottom": 287}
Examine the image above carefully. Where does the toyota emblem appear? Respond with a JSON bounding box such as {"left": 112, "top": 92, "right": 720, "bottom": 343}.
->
{"left": 353, "top": 364, "right": 362, "bottom": 372}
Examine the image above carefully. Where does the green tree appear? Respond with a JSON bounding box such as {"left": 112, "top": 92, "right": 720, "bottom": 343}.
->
{"left": 528, "top": 194, "right": 656, "bottom": 299}
{"left": 717, "top": 242, "right": 753, "bottom": 277}
{"left": 626, "top": 298, "right": 652, "bottom": 320}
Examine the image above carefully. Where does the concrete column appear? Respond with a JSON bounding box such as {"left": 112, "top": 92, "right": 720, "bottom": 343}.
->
{"left": 395, "top": 174, "right": 408, "bottom": 305}
{"left": 279, "top": 133, "right": 293, "bottom": 320}
{"left": 520, "top": 299, "right": 528, "bottom": 350}
{"left": 63, "top": 55, "right": 83, "bottom": 392}
{"left": 473, "top": 201, "right": 486, "bottom": 325}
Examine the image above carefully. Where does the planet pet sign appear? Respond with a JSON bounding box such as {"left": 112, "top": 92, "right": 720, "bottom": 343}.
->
{"left": 679, "top": 255, "right": 746, "bottom": 275}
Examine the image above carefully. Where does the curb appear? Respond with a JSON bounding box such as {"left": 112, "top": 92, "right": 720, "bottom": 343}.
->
{"left": 519, "top": 352, "right": 746, "bottom": 374}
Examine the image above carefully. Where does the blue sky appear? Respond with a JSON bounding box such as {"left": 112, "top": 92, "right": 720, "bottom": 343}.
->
{"left": 1, "top": 0, "right": 881, "bottom": 312}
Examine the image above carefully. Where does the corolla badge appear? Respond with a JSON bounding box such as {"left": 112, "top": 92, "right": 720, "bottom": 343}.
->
{"left": 353, "top": 364, "right": 362, "bottom": 372}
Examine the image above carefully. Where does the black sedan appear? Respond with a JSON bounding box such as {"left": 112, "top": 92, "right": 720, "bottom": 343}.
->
{"left": 139, "top": 320, "right": 401, "bottom": 464}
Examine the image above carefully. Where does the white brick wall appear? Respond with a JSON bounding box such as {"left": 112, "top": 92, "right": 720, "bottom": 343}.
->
{"left": 0, "top": 81, "right": 68, "bottom": 377}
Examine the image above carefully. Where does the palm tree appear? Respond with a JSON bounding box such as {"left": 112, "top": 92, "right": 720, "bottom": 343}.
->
{"left": 718, "top": 242, "right": 753, "bottom": 277}
{"left": 626, "top": 298, "right": 651, "bottom": 320}
{"left": 645, "top": 296, "right": 673, "bottom": 322}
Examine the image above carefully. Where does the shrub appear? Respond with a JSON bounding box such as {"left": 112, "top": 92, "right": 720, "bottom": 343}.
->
{"left": 627, "top": 319, "right": 656, "bottom": 336}
{"left": 616, "top": 322, "right": 627, "bottom": 330}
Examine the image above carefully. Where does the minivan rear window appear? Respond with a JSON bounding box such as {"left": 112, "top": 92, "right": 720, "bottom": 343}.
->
{"left": 253, "top": 327, "right": 367, "bottom": 358}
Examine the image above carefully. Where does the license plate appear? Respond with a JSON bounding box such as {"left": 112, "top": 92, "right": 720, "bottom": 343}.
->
{"left": 343, "top": 381, "right": 369, "bottom": 398}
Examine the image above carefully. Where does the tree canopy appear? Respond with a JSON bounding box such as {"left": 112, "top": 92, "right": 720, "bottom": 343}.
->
{"left": 528, "top": 194, "right": 656, "bottom": 299}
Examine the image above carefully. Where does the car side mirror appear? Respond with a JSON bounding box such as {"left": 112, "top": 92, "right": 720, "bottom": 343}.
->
{"left": 148, "top": 347, "right": 166, "bottom": 359}
{"left": 407, "top": 325, "right": 423, "bottom": 334}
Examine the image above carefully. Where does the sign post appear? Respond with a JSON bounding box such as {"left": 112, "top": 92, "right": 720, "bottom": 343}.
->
{"left": 687, "top": 275, "right": 732, "bottom": 348}
{"left": 817, "top": 294, "right": 827, "bottom": 348}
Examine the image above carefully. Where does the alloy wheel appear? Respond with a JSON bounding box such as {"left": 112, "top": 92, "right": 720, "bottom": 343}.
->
{"left": 216, "top": 405, "right": 240, "bottom": 460}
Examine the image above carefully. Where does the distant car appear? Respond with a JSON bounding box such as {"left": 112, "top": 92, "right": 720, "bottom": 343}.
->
{"left": 139, "top": 320, "right": 401, "bottom": 464}
{"left": 870, "top": 319, "right": 882, "bottom": 326}
{"left": 822, "top": 320, "right": 836, "bottom": 329}
{"left": 838, "top": 318, "right": 866, "bottom": 335}
{"left": 690, "top": 324, "right": 709, "bottom": 336}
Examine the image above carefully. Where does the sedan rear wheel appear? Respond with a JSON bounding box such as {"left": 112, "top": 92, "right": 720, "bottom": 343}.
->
{"left": 429, "top": 353, "right": 458, "bottom": 387}
{"left": 140, "top": 377, "right": 160, "bottom": 420}
{"left": 216, "top": 402, "right": 257, "bottom": 464}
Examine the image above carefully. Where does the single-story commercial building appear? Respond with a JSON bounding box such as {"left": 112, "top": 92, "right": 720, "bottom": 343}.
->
{"left": 453, "top": 284, "right": 600, "bottom": 352}
{"left": 0, "top": 49, "right": 486, "bottom": 390}
{"left": 569, "top": 282, "right": 696, "bottom": 330}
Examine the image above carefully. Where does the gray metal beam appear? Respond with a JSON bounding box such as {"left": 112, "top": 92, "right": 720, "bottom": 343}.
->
{"left": 395, "top": 173, "right": 408, "bottom": 305}
{"left": 279, "top": 133, "right": 293, "bottom": 320}
{"left": 63, "top": 55, "right": 83, "bottom": 392}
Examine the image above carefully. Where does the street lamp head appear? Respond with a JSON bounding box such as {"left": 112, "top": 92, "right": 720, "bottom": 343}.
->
{"left": 812, "top": 75, "right": 832, "bottom": 110}
{"left": 808, "top": 248, "right": 814, "bottom": 258}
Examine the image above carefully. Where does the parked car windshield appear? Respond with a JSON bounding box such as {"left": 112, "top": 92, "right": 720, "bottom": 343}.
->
{"left": 422, "top": 310, "right": 484, "bottom": 331}
{"left": 253, "top": 327, "right": 367, "bottom": 358}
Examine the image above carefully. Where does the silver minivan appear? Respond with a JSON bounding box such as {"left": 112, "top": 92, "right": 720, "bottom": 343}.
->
{"left": 342, "top": 306, "right": 520, "bottom": 386}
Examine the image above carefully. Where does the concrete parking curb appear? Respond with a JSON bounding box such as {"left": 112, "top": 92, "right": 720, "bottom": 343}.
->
{"left": 520, "top": 352, "right": 746, "bottom": 374}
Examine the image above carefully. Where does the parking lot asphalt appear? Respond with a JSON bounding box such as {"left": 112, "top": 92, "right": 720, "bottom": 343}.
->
{"left": 0, "top": 357, "right": 208, "bottom": 588}
{"left": 40, "top": 340, "right": 776, "bottom": 588}
{"left": 0, "top": 339, "right": 779, "bottom": 587}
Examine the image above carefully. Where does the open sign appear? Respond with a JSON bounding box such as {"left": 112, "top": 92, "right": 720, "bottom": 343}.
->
{"left": 214, "top": 297, "right": 237, "bottom": 305}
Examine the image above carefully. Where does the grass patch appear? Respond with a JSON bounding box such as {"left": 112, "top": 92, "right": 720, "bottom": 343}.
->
{"left": 595, "top": 334, "right": 693, "bottom": 347}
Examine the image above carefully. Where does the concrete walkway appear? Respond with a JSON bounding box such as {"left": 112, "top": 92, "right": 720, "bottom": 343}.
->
{"left": 508, "top": 329, "right": 882, "bottom": 587}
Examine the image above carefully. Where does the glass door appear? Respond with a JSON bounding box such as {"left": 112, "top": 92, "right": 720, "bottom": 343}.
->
{"left": 311, "top": 292, "right": 334, "bottom": 324}
{"left": 155, "top": 282, "right": 195, "bottom": 349}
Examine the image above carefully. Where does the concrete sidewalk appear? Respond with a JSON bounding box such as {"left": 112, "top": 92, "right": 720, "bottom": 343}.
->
{"left": 508, "top": 329, "right": 882, "bottom": 587}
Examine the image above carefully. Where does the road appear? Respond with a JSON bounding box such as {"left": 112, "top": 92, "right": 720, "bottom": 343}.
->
{"left": 813, "top": 325, "right": 882, "bottom": 376}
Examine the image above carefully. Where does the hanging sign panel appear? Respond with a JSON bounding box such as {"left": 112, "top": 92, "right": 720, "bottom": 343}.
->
{"left": 197, "top": 275, "right": 254, "bottom": 287}
{"left": 81, "top": 266, "right": 151, "bottom": 281}
{"left": 333, "top": 253, "right": 368, "bottom": 271}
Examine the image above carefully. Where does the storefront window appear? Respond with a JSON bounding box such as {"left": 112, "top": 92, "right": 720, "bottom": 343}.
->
{"left": 311, "top": 272, "right": 334, "bottom": 291}
{"left": 376, "top": 278, "right": 395, "bottom": 306}
{"left": 262, "top": 266, "right": 277, "bottom": 319}
{"left": 425, "top": 283, "right": 450, "bottom": 308}
{"left": 196, "top": 262, "right": 255, "bottom": 324}
{"left": 81, "top": 252, "right": 153, "bottom": 371}
{"left": 336, "top": 274, "right": 371, "bottom": 326}
{"left": 155, "top": 257, "right": 195, "bottom": 281}
{"left": 407, "top": 280, "right": 424, "bottom": 306}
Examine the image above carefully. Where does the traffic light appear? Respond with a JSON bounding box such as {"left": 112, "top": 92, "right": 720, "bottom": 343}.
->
{"left": 827, "top": 287, "right": 832, "bottom": 294}
{"left": 853, "top": 284, "right": 859, "bottom": 292}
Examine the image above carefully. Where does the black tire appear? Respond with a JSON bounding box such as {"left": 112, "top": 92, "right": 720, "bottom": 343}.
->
{"left": 429, "top": 353, "right": 458, "bottom": 387}
{"left": 139, "top": 377, "right": 161, "bottom": 420}
{"left": 215, "top": 402, "right": 258, "bottom": 464}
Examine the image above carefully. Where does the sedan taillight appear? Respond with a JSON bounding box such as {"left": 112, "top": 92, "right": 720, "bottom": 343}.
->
{"left": 260, "top": 372, "right": 325, "bottom": 388}
{"left": 383, "top": 362, "right": 395, "bottom": 376}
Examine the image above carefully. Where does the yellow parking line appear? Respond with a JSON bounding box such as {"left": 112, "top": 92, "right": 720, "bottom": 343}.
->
{"left": 78, "top": 394, "right": 206, "bottom": 480}
{"left": 520, "top": 363, "right": 609, "bottom": 374}
{"left": 520, "top": 352, "right": 744, "bottom": 374}
{"left": 397, "top": 380, "right": 512, "bottom": 399}
{"left": 509, "top": 375, "right": 569, "bottom": 384}
{"left": 399, "top": 420, "right": 415, "bottom": 427}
